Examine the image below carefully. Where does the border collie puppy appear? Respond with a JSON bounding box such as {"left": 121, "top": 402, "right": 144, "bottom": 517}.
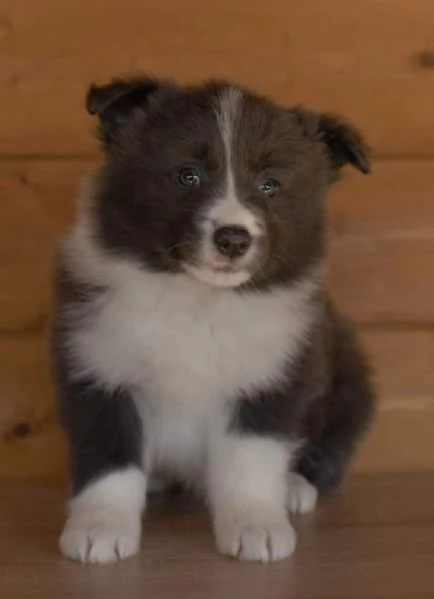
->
{"left": 52, "top": 76, "right": 375, "bottom": 564}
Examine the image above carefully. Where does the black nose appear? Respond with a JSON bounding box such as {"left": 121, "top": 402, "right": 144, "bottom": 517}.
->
{"left": 213, "top": 226, "right": 252, "bottom": 259}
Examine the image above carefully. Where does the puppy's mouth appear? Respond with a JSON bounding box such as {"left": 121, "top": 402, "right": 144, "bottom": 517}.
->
{"left": 183, "top": 261, "right": 253, "bottom": 288}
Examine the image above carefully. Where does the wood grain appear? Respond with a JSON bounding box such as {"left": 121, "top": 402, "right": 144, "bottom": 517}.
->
{"left": 0, "top": 161, "right": 85, "bottom": 332}
{"left": 1, "top": 331, "right": 433, "bottom": 479}
{"left": 329, "top": 236, "right": 434, "bottom": 324}
{"left": 1, "top": 159, "right": 433, "bottom": 331}
{"left": 0, "top": 475, "right": 434, "bottom": 598}
{"left": 0, "top": 336, "right": 67, "bottom": 481}
{"left": 1, "top": 1, "right": 434, "bottom": 156}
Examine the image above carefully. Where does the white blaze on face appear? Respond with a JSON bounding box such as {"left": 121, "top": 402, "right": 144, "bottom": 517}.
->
{"left": 210, "top": 87, "right": 261, "bottom": 235}
{"left": 186, "top": 87, "right": 261, "bottom": 288}
{"left": 215, "top": 87, "right": 242, "bottom": 218}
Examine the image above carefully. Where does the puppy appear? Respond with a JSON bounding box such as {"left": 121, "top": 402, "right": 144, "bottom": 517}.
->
{"left": 51, "top": 76, "right": 375, "bottom": 564}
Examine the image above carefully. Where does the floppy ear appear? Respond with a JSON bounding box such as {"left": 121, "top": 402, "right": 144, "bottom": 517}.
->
{"left": 295, "top": 108, "right": 371, "bottom": 175}
{"left": 318, "top": 113, "right": 371, "bottom": 174}
{"left": 86, "top": 76, "right": 170, "bottom": 145}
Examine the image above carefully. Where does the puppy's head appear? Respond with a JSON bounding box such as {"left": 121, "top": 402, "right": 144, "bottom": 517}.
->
{"left": 87, "top": 76, "right": 370, "bottom": 288}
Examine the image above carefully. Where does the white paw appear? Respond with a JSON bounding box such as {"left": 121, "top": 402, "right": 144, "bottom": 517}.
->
{"left": 287, "top": 472, "right": 318, "bottom": 514}
{"left": 60, "top": 519, "right": 141, "bottom": 564}
{"left": 215, "top": 515, "right": 296, "bottom": 562}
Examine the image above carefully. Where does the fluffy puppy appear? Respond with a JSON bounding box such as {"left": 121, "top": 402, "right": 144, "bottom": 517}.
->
{"left": 51, "top": 76, "right": 375, "bottom": 564}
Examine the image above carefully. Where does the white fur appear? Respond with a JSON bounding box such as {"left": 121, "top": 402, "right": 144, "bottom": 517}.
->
{"left": 64, "top": 210, "right": 320, "bottom": 484}
{"left": 61, "top": 191, "right": 322, "bottom": 560}
{"left": 287, "top": 472, "right": 318, "bottom": 514}
{"left": 191, "top": 87, "right": 262, "bottom": 287}
{"left": 217, "top": 86, "right": 240, "bottom": 202}
{"left": 212, "top": 87, "right": 261, "bottom": 236}
{"left": 209, "top": 436, "right": 297, "bottom": 561}
{"left": 60, "top": 467, "right": 146, "bottom": 563}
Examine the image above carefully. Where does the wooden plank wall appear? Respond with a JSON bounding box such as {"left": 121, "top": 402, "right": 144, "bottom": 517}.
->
{"left": 1, "top": 1, "right": 433, "bottom": 480}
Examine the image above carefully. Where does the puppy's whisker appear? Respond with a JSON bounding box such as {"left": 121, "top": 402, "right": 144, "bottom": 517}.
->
{"left": 271, "top": 252, "right": 292, "bottom": 269}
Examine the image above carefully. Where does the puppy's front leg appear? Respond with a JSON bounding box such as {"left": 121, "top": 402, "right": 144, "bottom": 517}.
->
{"left": 58, "top": 378, "right": 146, "bottom": 564}
{"left": 208, "top": 435, "right": 296, "bottom": 562}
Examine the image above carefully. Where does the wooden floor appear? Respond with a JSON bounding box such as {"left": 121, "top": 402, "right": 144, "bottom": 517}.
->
{"left": 1, "top": 474, "right": 433, "bottom": 598}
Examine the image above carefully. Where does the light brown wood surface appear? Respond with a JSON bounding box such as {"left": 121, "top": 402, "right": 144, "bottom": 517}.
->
{"left": 1, "top": 474, "right": 434, "bottom": 598}
{"left": 1, "top": 0, "right": 434, "bottom": 156}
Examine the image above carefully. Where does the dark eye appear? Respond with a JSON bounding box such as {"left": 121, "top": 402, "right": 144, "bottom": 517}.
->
{"left": 258, "top": 178, "right": 280, "bottom": 198}
{"left": 178, "top": 167, "right": 201, "bottom": 188}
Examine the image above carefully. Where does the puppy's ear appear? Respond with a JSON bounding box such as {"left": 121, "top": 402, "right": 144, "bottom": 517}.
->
{"left": 86, "top": 76, "right": 172, "bottom": 145}
{"left": 318, "top": 113, "right": 371, "bottom": 174}
{"left": 295, "top": 108, "right": 371, "bottom": 174}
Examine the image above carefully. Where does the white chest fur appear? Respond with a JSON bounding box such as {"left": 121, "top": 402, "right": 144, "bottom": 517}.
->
{"left": 65, "top": 232, "right": 318, "bottom": 480}
{"left": 71, "top": 270, "right": 316, "bottom": 398}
